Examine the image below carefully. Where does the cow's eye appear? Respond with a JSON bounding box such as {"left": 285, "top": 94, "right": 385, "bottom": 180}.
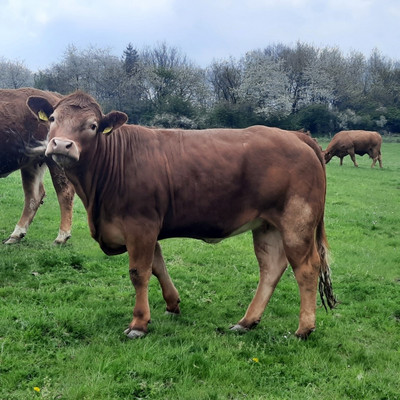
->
{"left": 49, "top": 116, "right": 55, "bottom": 122}
{"left": 90, "top": 124, "right": 97, "bottom": 131}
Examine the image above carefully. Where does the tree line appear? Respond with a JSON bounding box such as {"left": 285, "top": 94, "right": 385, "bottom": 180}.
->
{"left": 1, "top": 41, "right": 400, "bottom": 136}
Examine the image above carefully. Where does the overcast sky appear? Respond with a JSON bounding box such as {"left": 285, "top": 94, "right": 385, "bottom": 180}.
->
{"left": 1, "top": 0, "right": 399, "bottom": 71}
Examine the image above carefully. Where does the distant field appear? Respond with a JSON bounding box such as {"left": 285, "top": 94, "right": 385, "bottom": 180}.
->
{"left": 0, "top": 141, "right": 399, "bottom": 399}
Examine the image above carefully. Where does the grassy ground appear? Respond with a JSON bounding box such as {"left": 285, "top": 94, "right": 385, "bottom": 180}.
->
{"left": 0, "top": 142, "right": 399, "bottom": 399}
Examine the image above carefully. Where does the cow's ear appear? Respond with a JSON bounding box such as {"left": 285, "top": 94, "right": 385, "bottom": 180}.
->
{"left": 27, "top": 96, "right": 54, "bottom": 122}
{"left": 99, "top": 111, "right": 128, "bottom": 135}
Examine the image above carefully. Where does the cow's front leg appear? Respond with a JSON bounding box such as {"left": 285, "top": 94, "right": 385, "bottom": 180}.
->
{"left": 124, "top": 233, "right": 157, "bottom": 339}
{"left": 47, "top": 159, "right": 75, "bottom": 244}
{"left": 349, "top": 151, "right": 358, "bottom": 167}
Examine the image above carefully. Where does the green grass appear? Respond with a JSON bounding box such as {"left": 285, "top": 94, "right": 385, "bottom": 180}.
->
{"left": 0, "top": 142, "right": 399, "bottom": 399}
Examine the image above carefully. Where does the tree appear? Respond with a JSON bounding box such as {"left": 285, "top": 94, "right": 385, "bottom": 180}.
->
{"left": 278, "top": 42, "right": 319, "bottom": 113}
{"left": 123, "top": 43, "right": 140, "bottom": 76}
{"left": 237, "top": 50, "right": 291, "bottom": 118}
{"left": 118, "top": 43, "right": 147, "bottom": 123}
{"left": 34, "top": 45, "right": 126, "bottom": 109}
{"left": 365, "top": 49, "right": 397, "bottom": 107}
{"left": 327, "top": 50, "right": 367, "bottom": 111}
{"left": 208, "top": 58, "right": 242, "bottom": 104}
{"left": 0, "top": 58, "right": 33, "bottom": 88}
{"left": 295, "top": 104, "right": 338, "bottom": 135}
{"left": 25, "top": 40, "right": 400, "bottom": 134}
{"left": 141, "top": 42, "right": 188, "bottom": 106}
{"left": 140, "top": 42, "right": 209, "bottom": 126}
{"left": 34, "top": 45, "right": 87, "bottom": 94}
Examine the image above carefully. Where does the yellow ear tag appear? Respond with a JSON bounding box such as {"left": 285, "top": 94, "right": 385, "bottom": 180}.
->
{"left": 38, "top": 110, "right": 48, "bottom": 121}
{"left": 102, "top": 126, "right": 113, "bottom": 135}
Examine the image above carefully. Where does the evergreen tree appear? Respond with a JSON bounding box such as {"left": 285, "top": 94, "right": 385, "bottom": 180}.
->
{"left": 123, "top": 43, "right": 140, "bottom": 76}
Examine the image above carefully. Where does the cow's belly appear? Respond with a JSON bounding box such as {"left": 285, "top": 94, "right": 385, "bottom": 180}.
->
{"left": 355, "top": 149, "right": 368, "bottom": 156}
{"left": 202, "top": 219, "right": 263, "bottom": 243}
{"left": 96, "top": 216, "right": 264, "bottom": 251}
{"left": 97, "top": 220, "right": 127, "bottom": 255}
{"left": 159, "top": 217, "right": 264, "bottom": 242}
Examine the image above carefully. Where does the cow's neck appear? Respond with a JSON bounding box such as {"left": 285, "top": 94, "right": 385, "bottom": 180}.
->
{"left": 66, "top": 129, "right": 150, "bottom": 240}
{"left": 61, "top": 135, "right": 109, "bottom": 238}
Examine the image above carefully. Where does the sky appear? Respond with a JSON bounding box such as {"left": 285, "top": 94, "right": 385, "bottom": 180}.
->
{"left": 1, "top": 0, "right": 399, "bottom": 71}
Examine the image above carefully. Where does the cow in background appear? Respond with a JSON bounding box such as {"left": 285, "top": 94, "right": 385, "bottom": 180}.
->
{"left": 324, "top": 130, "right": 383, "bottom": 168}
{"left": 0, "top": 88, "right": 75, "bottom": 244}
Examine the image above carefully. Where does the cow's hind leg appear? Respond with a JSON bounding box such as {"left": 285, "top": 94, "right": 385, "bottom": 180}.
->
{"left": 370, "top": 149, "right": 383, "bottom": 168}
{"left": 288, "top": 246, "right": 320, "bottom": 339}
{"left": 231, "top": 225, "right": 288, "bottom": 331}
{"left": 152, "top": 242, "right": 181, "bottom": 314}
{"left": 378, "top": 152, "right": 383, "bottom": 168}
{"left": 281, "top": 228, "right": 321, "bottom": 338}
{"left": 276, "top": 193, "right": 326, "bottom": 339}
{"left": 4, "top": 164, "right": 46, "bottom": 244}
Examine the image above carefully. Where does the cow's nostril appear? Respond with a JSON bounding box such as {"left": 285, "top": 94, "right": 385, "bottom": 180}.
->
{"left": 66, "top": 142, "right": 72, "bottom": 150}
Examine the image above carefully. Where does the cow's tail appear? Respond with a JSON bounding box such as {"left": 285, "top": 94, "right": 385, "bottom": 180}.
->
{"left": 295, "top": 131, "right": 337, "bottom": 309}
{"left": 316, "top": 219, "right": 337, "bottom": 311}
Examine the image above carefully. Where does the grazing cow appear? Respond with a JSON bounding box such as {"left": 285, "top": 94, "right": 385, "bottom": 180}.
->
{"left": 0, "top": 88, "right": 75, "bottom": 244}
{"left": 324, "top": 130, "right": 383, "bottom": 168}
{"left": 27, "top": 91, "right": 336, "bottom": 339}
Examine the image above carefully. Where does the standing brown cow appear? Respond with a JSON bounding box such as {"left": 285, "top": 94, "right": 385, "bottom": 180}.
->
{"left": 0, "top": 88, "right": 75, "bottom": 244}
{"left": 27, "top": 91, "right": 336, "bottom": 339}
{"left": 324, "top": 130, "right": 383, "bottom": 168}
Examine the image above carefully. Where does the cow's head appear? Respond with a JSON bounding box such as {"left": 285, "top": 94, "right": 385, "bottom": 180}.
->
{"left": 27, "top": 91, "right": 128, "bottom": 169}
{"left": 323, "top": 149, "right": 332, "bottom": 164}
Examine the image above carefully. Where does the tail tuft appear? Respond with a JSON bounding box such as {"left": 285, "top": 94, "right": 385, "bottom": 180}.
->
{"left": 319, "top": 267, "right": 337, "bottom": 311}
{"left": 317, "top": 225, "right": 338, "bottom": 311}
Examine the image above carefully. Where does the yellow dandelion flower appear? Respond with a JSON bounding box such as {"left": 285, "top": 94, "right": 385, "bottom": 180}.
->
{"left": 34, "top": 387, "right": 40, "bottom": 392}
{"left": 252, "top": 357, "right": 259, "bottom": 363}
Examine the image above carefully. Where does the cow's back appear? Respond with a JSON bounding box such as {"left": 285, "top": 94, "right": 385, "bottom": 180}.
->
{"left": 350, "top": 130, "right": 382, "bottom": 150}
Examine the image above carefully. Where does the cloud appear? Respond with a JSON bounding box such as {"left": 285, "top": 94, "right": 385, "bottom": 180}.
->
{"left": 0, "top": 0, "right": 399, "bottom": 70}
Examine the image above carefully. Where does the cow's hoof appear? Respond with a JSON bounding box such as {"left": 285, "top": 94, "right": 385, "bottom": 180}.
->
{"left": 295, "top": 328, "right": 315, "bottom": 340}
{"left": 165, "top": 310, "right": 180, "bottom": 316}
{"left": 3, "top": 236, "right": 21, "bottom": 245}
{"left": 124, "top": 328, "right": 146, "bottom": 339}
{"left": 165, "top": 305, "right": 180, "bottom": 316}
{"left": 53, "top": 238, "right": 70, "bottom": 245}
{"left": 54, "top": 230, "right": 71, "bottom": 245}
{"left": 229, "top": 324, "right": 249, "bottom": 333}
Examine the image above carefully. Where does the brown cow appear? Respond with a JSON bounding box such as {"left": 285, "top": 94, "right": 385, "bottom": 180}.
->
{"left": 27, "top": 91, "right": 336, "bottom": 339}
{"left": 0, "top": 88, "right": 75, "bottom": 244}
{"left": 324, "top": 130, "right": 383, "bottom": 168}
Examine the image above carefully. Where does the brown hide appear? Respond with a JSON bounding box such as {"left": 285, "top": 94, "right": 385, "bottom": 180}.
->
{"left": 27, "top": 91, "right": 336, "bottom": 340}
{"left": 324, "top": 130, "right": 383, "bottom": 168}
{"left": 0, "top": 88, "right": 75, "bottom": 244}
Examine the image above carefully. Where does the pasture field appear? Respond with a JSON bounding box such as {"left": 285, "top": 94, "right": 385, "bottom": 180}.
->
{"left": 0, "top": 141, "right": 399, "bottom": 399}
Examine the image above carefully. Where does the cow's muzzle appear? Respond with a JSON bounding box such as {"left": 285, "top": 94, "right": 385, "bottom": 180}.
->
{"left": 46, "top": 138, "right": 80, "bottom": 167}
